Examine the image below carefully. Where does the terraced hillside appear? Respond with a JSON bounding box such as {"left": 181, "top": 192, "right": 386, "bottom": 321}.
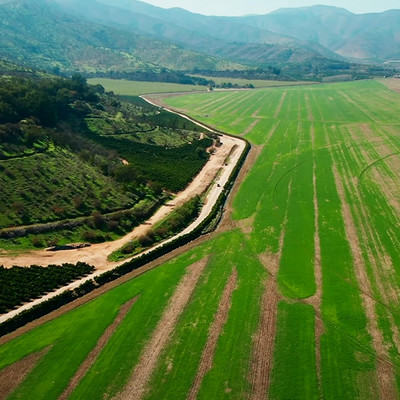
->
{"left": 2, "top": 80, "right": 400, "bottom": 400}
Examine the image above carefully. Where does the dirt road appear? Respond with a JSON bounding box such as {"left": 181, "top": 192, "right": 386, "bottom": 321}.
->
{"left": 0, "top": 101, "right": 246, "bottom": 323}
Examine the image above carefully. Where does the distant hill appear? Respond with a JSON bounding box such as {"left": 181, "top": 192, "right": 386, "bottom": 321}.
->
{"left": 239, "top": 6, "right": 400, "bottom": 64}
{"left": 0, "top": 0, "right": 396, "bottom": 80}
{"left": 59, "top": 0, "right": 400, "bottom": 65}
{"left": 0, "top": 0, "right": 245, "bottom": 74}
{"left": 56, "top": 0, "right": 343, "bottom": 66}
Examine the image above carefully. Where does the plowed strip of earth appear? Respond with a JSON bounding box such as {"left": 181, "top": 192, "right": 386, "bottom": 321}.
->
{"left": 248, "top": 276, "right": 280, "bottom": 400}
{"left": 58, "top": 296, "right": 139, "bottom": 400}
{"left": 187, "top": 268, "right": 238, "bottom": 400}
{"left": 0, "top": 346, "right": 50, "bottom": 400}
{"left": 309, "top": 126, "right": 324, "bottom": 390}
{"left": 116, "top": 258, "right": 208, "bottom": 400}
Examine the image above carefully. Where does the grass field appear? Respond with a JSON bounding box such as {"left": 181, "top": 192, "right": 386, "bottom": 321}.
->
{"left": 87, "top": 78, "right": 206, "bottom": 95}
{"left": 191, "top": 75, "right": 317, "bottom": 88}
{"left": 2, "top": 79, "right": 400, "bottom": 399}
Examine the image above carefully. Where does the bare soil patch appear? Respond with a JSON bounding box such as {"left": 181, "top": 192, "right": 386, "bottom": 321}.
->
{"left": 305, "top": 95, "right": 314, "bottom": 121}
{"left": 249, "top": 274, "right": 280, "bottom": 400}
{"left": 311, "top": 162, "right": 324, "bottom": 389}
{"left": 187, "top": 268, "right": 238, "bottom": 400}
{"left": 0, "top": 346, "right": 50, "bottom": 400}
{"left": 249, "top": 215, "right": 286, "bottom": 399}
{"left": 305, "top": 126, "right": 324, "bottom": 388}
{"left": 235, "top": 215, "right": 255, "bottom": 235}
{"left": 252, "top": 107, "right": 262, "bottom": 118}
{"left": 116, "top": 258, "right": 208, "bottom": 400}
{"left": 380, "top": 78, "right": 400, "bottom": 93}
{"left": 58, "top": 296, "right": 139, "bottom": 400}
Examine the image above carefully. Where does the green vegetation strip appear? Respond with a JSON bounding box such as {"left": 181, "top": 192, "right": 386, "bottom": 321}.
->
{"left": 88, "top": 79, "right": 205, "bottom": 96}
{"left": 109, "top": 196, "right": 201, "bottom": 262}
{"left": 269, "top": 302, "right": 320, "bottom": 400}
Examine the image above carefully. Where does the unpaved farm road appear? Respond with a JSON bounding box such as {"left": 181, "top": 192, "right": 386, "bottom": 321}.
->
{"left": 0, "top": 99, "right": 246, "bottom": 323}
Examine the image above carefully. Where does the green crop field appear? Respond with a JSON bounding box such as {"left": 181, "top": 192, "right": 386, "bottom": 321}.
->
{"left": 191, "top": 75, "right": 317, "bottom": 88}
{"left": 2, "top": 79, "right": 400, "bottom": 399}
{"left": 87, "top": 78, "right": 206, "bottom": 96}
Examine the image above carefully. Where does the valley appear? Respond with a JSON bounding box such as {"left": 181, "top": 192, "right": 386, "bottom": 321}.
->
{"left": 2, "top": 79, "right": 400, "bottom": 399}
{"left": 1, "top": 0, "right": 400, "bottom": 399}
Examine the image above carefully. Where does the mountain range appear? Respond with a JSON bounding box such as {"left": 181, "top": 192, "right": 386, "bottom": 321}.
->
{"left": 0, "top": 0, "right": 399, "bottom": 79}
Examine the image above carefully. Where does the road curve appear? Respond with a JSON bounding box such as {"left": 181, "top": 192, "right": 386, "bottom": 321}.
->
{"left": 0, "top": 100, "right": 247, "bottom": 324}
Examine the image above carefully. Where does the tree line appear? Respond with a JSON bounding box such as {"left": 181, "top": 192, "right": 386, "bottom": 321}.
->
{"left": 0, "top": 262, "right": 95, "bottom": 314}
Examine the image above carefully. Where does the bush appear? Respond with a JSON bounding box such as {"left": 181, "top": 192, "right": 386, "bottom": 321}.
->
{"left": 138, "top": 229, "right": 155, "bottom": 247}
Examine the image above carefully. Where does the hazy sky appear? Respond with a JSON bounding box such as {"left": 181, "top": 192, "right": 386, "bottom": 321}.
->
{"left": 139, "top": 0, "right": 400, "bottom": 16}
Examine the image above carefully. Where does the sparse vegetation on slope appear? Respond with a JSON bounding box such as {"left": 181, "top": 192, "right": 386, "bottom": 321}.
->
{"left": 0, "top": 74, "right": 211, "bottom": 248}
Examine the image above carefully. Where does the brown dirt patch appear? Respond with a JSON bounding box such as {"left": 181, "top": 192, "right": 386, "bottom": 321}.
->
{"left": 58, "top": 296, "right": 139, "bottom": 400}
{"left": 187, "top": 268, "right": 238, "bottom": 400}
{"left": 252, "top": 107, "right": 262, "bottom": 118}
{"left": 248, "top": 275, "right": 280, "bottom": 400}
{"left": 333, "top": 164, "right": 398, "bottom": 400}
{"left": 116, "top": 258, "right": 208, "bottom": 400}
{"left": 235, "top": 215, "right": 255, "bottom": 235}
{"left": 248, "top": 208, "right": 287, "bottom": 400}
{"left": 312, "top": 160, "right": 324, "bottom": 389}
{"left": 379, "top": 78, "right": 400, "bottom": 93}
{"left": 308, "top": 127, "right": 324, "bottom": 390}
{"left": 0, "top": 346, "right": 50, "bottom": 400}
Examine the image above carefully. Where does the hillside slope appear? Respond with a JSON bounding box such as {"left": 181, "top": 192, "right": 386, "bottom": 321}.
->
{"left": 74, "top": 0, "right": 400, "bottom": 64}
{"left": 0, "top": 0, "right": 244, "bottom": 74}
{"left": 0, "top": 74, "right": 212, "bottom": 249}
{"left": 57, "top": 0, "right": 343, "bottom": 66}
{"left": 240, "top": 6, "right": 400, "bottom": 63}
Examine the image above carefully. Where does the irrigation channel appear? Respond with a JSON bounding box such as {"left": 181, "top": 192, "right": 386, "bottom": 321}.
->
{"left": 0, "top": 98, "right": 247, "bottom": 325}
